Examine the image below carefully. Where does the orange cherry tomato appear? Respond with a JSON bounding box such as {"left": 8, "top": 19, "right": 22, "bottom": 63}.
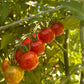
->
{"left": 1, "top": 60, "right": 9, "bottom": 71}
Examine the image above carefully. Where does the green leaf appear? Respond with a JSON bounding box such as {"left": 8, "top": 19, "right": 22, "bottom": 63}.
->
{"left": 44, "top": 79, "right": 55, "bottom": 84}
{"left": 21, "top": 68, "right": 41, "bottom": 84}
{"left": 0, "top": 2, "right": 12, "bottom": 23}
{"left": 63, "top": 79, "right": 72, "bottom": 84}
{"left": 58, "top": 59, "right": 64, "bottom": 72}
{"left": 58, "top": 1, "right": 84, "bottom": 20}
{"left": 0, "top": 71, "right": 4, "bottom": 82}
{"left": 45, "top": 47, "right": 57, "bottom": 59}
{"left": 60, "top": 16, "right": 79, "bottom": 30}
{"left": 0, "top": 80, "right": 7, "bottom": 84}
{"left": 1, "top": 33, "right": 12, "bottom": 49}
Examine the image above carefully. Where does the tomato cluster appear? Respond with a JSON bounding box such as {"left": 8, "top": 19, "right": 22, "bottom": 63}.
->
{"left": 14, "top": 22, "right": 64, "bottom": 71}
{"left": 1, "top": 22, "right": 64, "bottom": 84}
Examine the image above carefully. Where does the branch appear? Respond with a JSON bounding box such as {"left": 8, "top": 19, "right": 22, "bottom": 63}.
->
{"left": 63, "top": 30, "right": 69, "bottom": 76}
{"left": 0, "top": 6, "right": 63, "bottom": 30}
{"left": 80, "top": 20, "right": 84, "bottom": 84}
{"left": 54, "top": 40, "right": 67, "bottom": 52}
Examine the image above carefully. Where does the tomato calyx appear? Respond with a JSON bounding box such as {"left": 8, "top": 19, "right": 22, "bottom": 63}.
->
{"left": 19, "top": 44, "right": 30, "bottom": 53}
{"left": 19, "top": 41, "right": 31, "bottom": 54}
{"left": 31, "top": 34, "right": 39, "bottom": 42}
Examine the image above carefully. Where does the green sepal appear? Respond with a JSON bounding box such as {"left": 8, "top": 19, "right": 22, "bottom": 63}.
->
{"left": 19, "top": 45, "right": 28, "bottom": 54}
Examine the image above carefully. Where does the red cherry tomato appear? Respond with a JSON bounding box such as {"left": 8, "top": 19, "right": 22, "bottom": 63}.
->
{"left": 22, "top": 38, "right": 31, "bottom": 46}
{"left": 1, "top": 60, "right": 9, "bottom": 71}
{"left": 51, "top": 22, "right": 64, "bottom": 36}
{"left": 19, "top": 51, "right": 38, "bottom": 71}
{"left": 15, "top": 50, "right": 23, "bottom": 61}
{"left": 38, "top": 27, "right": 55, "bottom": 43}
{"left": 33, "top": 34, "right": 39, "bottom": 39}
{"left": 30, "top": 40, "right": 45, "bottom": 55}
{"left": 33, "top": 34, "right": 36, "bottom": 38}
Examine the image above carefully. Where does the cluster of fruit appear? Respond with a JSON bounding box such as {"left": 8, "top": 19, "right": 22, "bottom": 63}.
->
{"left": 1, "top": 22, "right": 64, "bottom": 84}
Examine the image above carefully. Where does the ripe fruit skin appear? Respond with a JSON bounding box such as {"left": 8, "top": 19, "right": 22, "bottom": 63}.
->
{"left": 15, "top": 50, "right": 23, "bottom": 61}
{"left": 38, "top": 27, "right": 55, "bottom": 43}
{"left": 4, "top": 66, "right": 24, "bottom": 84}
{"left": 22, "top": 38, "right": 31, "bottom": 46}
{"left": 19, "top": 51, "right": 38, "bottom": 70}
{"left": 30, "top": 40, "right": 45, "bottom": 55}
{"left": 1, "top": 60, "right": 9, "bottom": 71}
{"left": 51, "top": 22, "right": 64, "bottom": 36}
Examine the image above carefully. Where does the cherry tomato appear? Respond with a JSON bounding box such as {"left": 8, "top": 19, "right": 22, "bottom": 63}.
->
{"left": 4, "top": 66, "right": 24, "bottom": 84}
{"left": 38, "top": 27, "right": 55, "bottom": 43}
{"left": 51, "top": 22, "right": 64, "bottom": 36}
{"left": 1, "top": 60, "right": 9, "bottom": 71}
{"left": 33, "top": 34, "right": 36, "bottom": 38}
{"left": 22, "top": 34, "right": 39, "bottom": 46}
{"left": 22, "top": 38, "right": 31, "bottom": 46}
{"left": 19, "top": 51, "right": 38, "bottom": 70}
{"left": 15, "top": 50, "right": 23, "bottom": 61}
{"left": 30, "top": 40, "right": 45, "bottom": 55}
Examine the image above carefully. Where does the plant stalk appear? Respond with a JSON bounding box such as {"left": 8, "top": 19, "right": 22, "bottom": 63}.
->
{"left": 0, "top": 6, "right": 63, "bottom": 30}
{"left": 80, "top": 20, "right": 84, "bottom": 84}
{"left": 54, "top": 40, "right": 67, "bottom": 52}
{"left": 63, "top": 30, "right": 69, "bottom": 76}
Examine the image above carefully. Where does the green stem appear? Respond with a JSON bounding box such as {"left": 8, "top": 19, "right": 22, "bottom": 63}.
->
{"left": 63, "top": 30, "right": 69, "bottom": 76}
{"left": 54, "top": 40, "right": 67, "bottom": 52}
{"left": 80, "top": 20, "right": 84, "bottom": 84}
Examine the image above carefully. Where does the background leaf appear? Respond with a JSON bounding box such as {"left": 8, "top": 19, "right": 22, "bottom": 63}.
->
{"left": 1, "top": 33, "right": 13, "bottom": 49}
{"left": 60, "top": 16, "right": 79, "bottom": 30}
{"left": 58, "top": 1, "right": 84, "bottom": 20}
{"left": 0, "top": 2, "right": 12, "bottom": 23}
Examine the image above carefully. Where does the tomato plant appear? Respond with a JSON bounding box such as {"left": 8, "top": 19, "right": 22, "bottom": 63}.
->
{"left": 51, "top": 22, "right": 64, "bottom": 36}
{"left": 38, "top": 27, "right": 55, "bottom": 43}
{"left": 19, "top": 51, "right": 38, "bottom": 70}
{"left": 4, "top": 66, "right": 24, "bottom": 84}
{"left": 0, "top": 0, "right": 83, "bottom": 84}
{"left": 30, "top": 40, "right": 45, "bottom": 55}
{"left": 1, "top": 60, "right": 9, "bottom": 71}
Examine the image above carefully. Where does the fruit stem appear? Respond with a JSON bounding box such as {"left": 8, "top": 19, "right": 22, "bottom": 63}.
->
{"left": 80, "top": 20, "right": 84, "bottom": 84}
{"left": 63, "top": 30, "right": 69, "bottom": 76}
